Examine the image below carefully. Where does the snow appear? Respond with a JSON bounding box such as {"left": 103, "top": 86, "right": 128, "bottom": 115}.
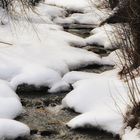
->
{"left": 0, "top": 80, "right": 29, "bottom": 139}
{"left": 0, "top": 80, "right": 22, "bottom": 119}
{"left": 62, "top": 71, "right": 100, "bottom": 84}
{"left": 62, "top": 68, "right": 121, "bottom": 85}
{"left": 67, "top": 111, "right": 123, "bottom": 134}
{"left": 0, "top": 0, "right": 136, "bottom": 139}
{"left": 45, "top": 0, "right": 90, "bottom": 12}
{"left": 0, "top": 21, "right": 102, "bottom": 90}
{"left": 102, "top": 49, "right": 124, "bottom": 67}
{"left": 0, "top": 119, "right": 30, "bottom": 140}
{"left": 85, "top": 24, "right": 124, "bottom": 49}
{"left": 0, "top": 3, "right": 106, "bottom": 138}
{"left": 122, "top": 127, "right": 140, "bottom": 140}
{"left": 62, "top": 70, "right": 130, "bottom": 134}
{"left": 54, "top": 8, "right": 110, "bottom": 25}
{"left": 45, "top": 0, "right": 109, "bottom": 13}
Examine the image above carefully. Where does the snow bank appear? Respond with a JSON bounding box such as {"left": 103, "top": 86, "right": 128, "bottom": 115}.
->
{"left": 0, "top": 80, "right": 29, "bottom": 139}
{"left": 122, "top": 127, "right": 140, "bottom": 140}
{"left": 0, "top": 80, "right": 22, "bottom": 119}
{"left": 102, "top": 49, "right": 124, "bottom": 66}
{"left": 26, "top": 3, "right": 67, "bottom": 24}
{"left": 62, "top": 70, "right": 129, "bottom": 134}
{"left": 0, "top": 0, "right": 132, "bottom": 139}
{"left": 62, "top": 67, "right": 120, "bottom": 85}
{"left": 85, "top": 24, "right": 124, "bottom": 49}
{"left": 10, "top": 65, "right": 70, "bottom": 93}
{"left": 0, "top": 21, "right": 103, "bottom": 91}
{"left": 0, "top": 119, "right": 30, "bottom": 139}
{"left": 54, "top": 8, "right": 110, "bottom": 25}
{"left": 62, "top": 71, "right": 100, "bottom": 84}
{"left": 45, "top": 0, "right": 90, "bottom": 12}
{"left": 62, "top": 67, "right": 140, "bottom": 138}
{"left": 45, "top": 0, "right": 109, "bottom": 13}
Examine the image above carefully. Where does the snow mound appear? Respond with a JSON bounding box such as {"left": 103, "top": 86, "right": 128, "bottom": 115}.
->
{"left": 0, "top": 119, "right": 30, "bottom": 139}
{"left": 102, "top": 49, "right": 126, "bottom": 67}
{"left": 45, "top": 0, "right": 109, "bottom": 13}
{"left": 10, "top": 65, "right": 62, "bottom": 89}
{"left": 62, "top": 71, "right": 129, "bottom": 134}
{"left": 122, "top": 127, "right": 140, "bottom": 140}
{"left": 45, "top": 0, "right": 90, "bottom": 12}
{"left": 0, "top": 80, "right": 28, "bottom": 139}
{"left": 62, "top": 71, "right": 99, "bottom": 84}
{"left": 67, "top": 111, "right": 123, "bottom": 134}
{"left": 0, "top": 21, "right": 102, "bottom": 92}
{"left": 54, "top": 8, "right": 110, "bottom": 25}
{"left": 0, "top": 80, "right": 22, "bottom": 119}
{"left": 85, "top": 24, "right": 124, "bottom": 49}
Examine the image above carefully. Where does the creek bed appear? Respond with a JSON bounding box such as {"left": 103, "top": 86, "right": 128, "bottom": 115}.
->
{"left": 16, "top": 24, "right": 117, "bottom": 140}
{"left": 17, "top": 87, "right": 118, "bottom": 140}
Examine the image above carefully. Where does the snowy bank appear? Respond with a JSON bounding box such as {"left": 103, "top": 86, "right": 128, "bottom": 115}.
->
{"left": 62, "top": 71, "right": 128, "bottom": 134}
{"left": 85, "top": 24, "right": 126, "bottom": 49}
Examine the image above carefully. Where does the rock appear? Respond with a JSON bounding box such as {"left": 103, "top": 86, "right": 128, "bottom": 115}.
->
{"left": 62, "top": 23, "right": 96, "bottom": 30}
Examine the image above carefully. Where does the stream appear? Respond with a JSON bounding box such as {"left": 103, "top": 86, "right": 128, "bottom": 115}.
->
{"left": 16, "top": 23, "right": 118, "bottom": 140}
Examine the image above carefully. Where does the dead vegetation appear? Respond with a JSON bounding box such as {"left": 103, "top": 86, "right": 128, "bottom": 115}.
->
{"left": 105, "top": 0, "right": 140, "bottom": 130}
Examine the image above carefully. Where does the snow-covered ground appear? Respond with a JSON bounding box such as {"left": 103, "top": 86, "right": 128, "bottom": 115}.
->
{"left": 0, "top": 0, "right": 137, "bottom": 139}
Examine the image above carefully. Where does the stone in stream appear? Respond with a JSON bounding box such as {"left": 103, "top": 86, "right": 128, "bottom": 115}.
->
{"left": 62, "top": 23, "right": 96, "bottom": 30}
{"left": 64, "top": 28, "right": 91, "bottom": 38}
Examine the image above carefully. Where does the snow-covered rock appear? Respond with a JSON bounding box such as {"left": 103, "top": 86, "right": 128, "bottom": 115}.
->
{"left": 122, "top": 127, "right": 140, "bottom": 140}
{"left": 0, "top": 119, "right": 30, "bottom": 140}
{"left": 45, "top": 0, "right": 90, "bottom": 12}
{"left": 0, "top": 80, "right": 22, "bottom": 119}
{"left": 54, "top": 8, "right": 110, "bottom": 25}
{"left": 62, "top": 70, "right": 129, "bottom": 134}
{"left": 85, "top": 24, "right": 124, "bottom": 49}
{"left": 45, "top": 0, "right": 109, "bottom": 13}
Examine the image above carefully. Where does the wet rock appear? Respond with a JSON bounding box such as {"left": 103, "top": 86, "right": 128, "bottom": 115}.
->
{"left": 16, "top": 84, "right": 49, "bottom": 95}
{"left": 64, "top": 28, "right": 91, "bottom": 38}
{"left": 83, "top": 46, "right": 108, "bottom": 56}
{"left": 62, "top": 23, "right": 96, "bottom": 30}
